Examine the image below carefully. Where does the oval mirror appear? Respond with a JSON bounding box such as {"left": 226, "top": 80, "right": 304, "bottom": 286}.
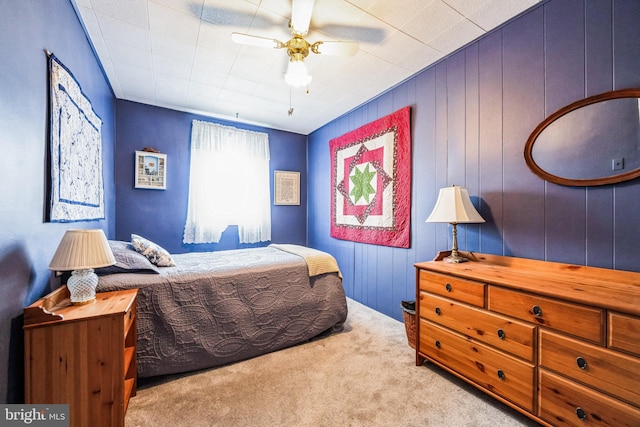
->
{"left": 524, "top": 88, "right": 640, "bottom": 186}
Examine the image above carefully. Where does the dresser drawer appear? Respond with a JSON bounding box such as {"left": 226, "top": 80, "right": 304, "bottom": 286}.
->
{"left": 539, "top": 369, "right": 640, "bottom": 427}
{"left": 608, "top": 312, "right": 640, "bottom": 357}
{"left": 539, "top": 329, "right": 640, "bottom": 407}
{"left": 488, "top": 286, "right": 604, "bottom": 344}
{"left": 420, "top": 319, "right": 535, "bottom": 412}
{"left": 419, "top": 292, "right": 536, "bottom": 362}
{"left": 418, "top": 270, "right": 485, "bottom": 307}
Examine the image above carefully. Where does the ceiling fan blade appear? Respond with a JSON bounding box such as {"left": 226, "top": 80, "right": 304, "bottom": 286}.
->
{"left": 290, "top": 0, "right": 315, "bottom": 35}
{"left": 311, "top": 41, "right": 359, "bottom": 57}
{"left": 231, "top": 33, "right": 285, "bottom": 49}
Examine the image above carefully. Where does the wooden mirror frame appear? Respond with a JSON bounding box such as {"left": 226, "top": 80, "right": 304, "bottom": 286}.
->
{"left": 524, "top": 88, "right": 640, "bottom": 187}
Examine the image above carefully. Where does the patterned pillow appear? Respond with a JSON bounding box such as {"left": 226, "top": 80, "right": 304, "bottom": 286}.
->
{"left": 95, "top": 241, "right": 160, "bottom": 275}
{"left": 131, "top": 234, "right": 176, "bottom": 267}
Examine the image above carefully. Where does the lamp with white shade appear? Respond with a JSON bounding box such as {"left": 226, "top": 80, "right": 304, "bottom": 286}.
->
{"left": 49, "top": 229, "right": 116, "bottom": 305}
{"left": 426, "top": 185, "right": 485, "bottom": 263}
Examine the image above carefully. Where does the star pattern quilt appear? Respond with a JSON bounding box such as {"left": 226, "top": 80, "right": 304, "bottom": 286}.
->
{"left": 330, "top": 107, "right": 411, "bottom": 248}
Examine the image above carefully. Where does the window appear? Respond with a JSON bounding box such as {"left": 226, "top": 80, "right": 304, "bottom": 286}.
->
{"left": 183, "top": 120, "right": 271, "bottom": 244}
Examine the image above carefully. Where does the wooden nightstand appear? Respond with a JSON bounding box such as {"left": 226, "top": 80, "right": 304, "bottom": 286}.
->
{"left": 23, "top": 285, "right": 138, "bottom": 427}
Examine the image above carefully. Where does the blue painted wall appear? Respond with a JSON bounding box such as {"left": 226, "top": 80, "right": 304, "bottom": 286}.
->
{"left": 114, "top": 100, "right": 308, "bottom": 254}
{"left": 0, "top": 1, "right": 116, "bottom": 403}
{"left": 308, "top": 0, "right": 640, "bottom": 321}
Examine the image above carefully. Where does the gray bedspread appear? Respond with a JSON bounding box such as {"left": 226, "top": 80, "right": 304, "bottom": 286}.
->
{"left": 96, "top": 246, "right": 347, "bottom": 378}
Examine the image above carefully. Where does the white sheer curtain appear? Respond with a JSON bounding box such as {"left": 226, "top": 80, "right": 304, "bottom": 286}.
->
{"left": 183, "top": 120, "right": 271, "bottom": 244}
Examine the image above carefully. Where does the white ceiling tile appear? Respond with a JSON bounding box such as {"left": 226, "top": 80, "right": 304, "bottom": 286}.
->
{"left": 402, "top": 1, "right": 463, "bottom": 44}
{"left": 312, "top": 9, "right": 392, "bottom": 54}
{"left": 193, "top": 47, "right": 235, "bottom": 77}
{"left": 218, "top": 89, "right": 249, "bottom": 106}
{"left": 105, "top": 42, "right": 152, "bottom": 70}
{"left": 117, "top": 69, "right": 156, "bottom": 99}
{"left": 427, "top": 18, "right": 484, "bottom": 54}
{"left": 96, "top": 12, "right": 152, "bottom": 51}
{"left": 197, "top": 21, "right": 241, "bottom": 52}
{"left": 345, "top": 0, "right": 382, "bottom": 12}
{"left": 126, "top": 93, "right": 158, "bottom": 105}
{"left": 150, "top": 34, "right": 196, "bottom": 63}
{"left": 149, "top": 0, "right": 204, "bottom": 17}
{"left": 258, "top": 0, "right": 294, "bottom": 21}
{"left": 185, "top": 92, "right": 216, "bottom": 112}
{"left": 247, "top": 6, "right": 289, "bottom": 37}
{"left": 187, "top": 81, "right": 222, "bottom": 99}
{"left": 370, "top": 30, "right": 426, "bottom": 64}
{"left": 99, "top": 59, "right": 123, "bottom": 97}
{"left": 310, "top": 0, "right": 366, "bottom": 32}
{"left": 153, "top": 54, "right": 192, "bottom": 79}
{"left": 397, "top": 43, "right": 443, "bottom": 72}
{"left": 112, "top": 61, "right": 156, "bottom": 83}
{"left": 252, "top": 83, "right": 289, "bottom": 105}
{"left": 77, "top": 6, "right": 100, "bottom": 36}
{"left": 223, "top": 74, "right": 260, "bottom": 96}
{"left": 77, "top": 8, "right": 112, "bottom": 58}
{"left": 148, "top": 2, "right": 201, "bottom": 45}
{"left": 365, "top": 0, "right": 432, "bottom": 29}
{"left": 442, "top": 0, "right": 492, "bottom": 16}
{"left": 468, "top": 0, "right": 541, "bottom": 31}
{"left": 154, "top": 74, "right": 190, "bottom": 105}
{"left": 90, "top": 0, "right": 149, "bottom": 29}
{"left": 190, "top": 63, "right": 228, "bottom": 86}
{"left": 201, "top": 0, "right": 258, "bottom": 29}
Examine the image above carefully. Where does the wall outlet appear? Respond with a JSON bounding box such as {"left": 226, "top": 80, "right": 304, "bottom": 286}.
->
{"left": 612, "top": 158, "right": 624, "bottom": 170}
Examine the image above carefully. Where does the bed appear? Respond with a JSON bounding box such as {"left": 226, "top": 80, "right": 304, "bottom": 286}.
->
{"left": 96, "top": 241, "right": 348, "bottom": 378}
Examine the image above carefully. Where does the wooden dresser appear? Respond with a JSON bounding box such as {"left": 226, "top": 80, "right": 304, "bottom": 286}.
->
{"left": 415, "top": 251, "right": 640, "bottom": 426}
{"left": 24, "top": 285, "right": 138, "bottom": 427}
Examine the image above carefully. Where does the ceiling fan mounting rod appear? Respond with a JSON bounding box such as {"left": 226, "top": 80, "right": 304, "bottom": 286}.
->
{"left": 285, "top": 35, "right": 310, "bottom": 61}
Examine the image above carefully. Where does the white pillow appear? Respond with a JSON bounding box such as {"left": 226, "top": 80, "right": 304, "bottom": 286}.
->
{"left": 131, "top": 234, "right": 176, "bottom": 267}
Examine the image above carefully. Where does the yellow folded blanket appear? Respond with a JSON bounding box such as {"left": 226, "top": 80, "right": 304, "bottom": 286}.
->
{"left": 270, "top": 244, "right": 343, "bottom": 279}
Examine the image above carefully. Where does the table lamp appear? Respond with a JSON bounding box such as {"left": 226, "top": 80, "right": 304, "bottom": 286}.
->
{"left": 49, "top": 229, "right": 116, "bottom": 305}
{"left": 426, "top": 185, "right": 485, "bottom": 263}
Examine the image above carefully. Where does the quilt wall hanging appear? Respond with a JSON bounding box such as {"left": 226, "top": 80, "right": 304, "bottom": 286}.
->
{"left": 330, "top": 106, "right": 411, "bottom": 248}
{"left": 48, "top": 53, "right": 104, "bottom": 222}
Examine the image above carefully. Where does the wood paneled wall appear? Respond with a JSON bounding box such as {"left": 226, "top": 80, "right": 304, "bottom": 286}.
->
{"left": 307, "top": 0, "right": 640, "bottom": 320}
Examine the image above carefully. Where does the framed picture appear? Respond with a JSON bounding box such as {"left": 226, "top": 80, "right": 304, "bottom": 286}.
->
{"left": 274, "top": 170, "right": 300, "bottom": 205}
{"left": 135, "top": 150, "right": 167, "bottom": 190}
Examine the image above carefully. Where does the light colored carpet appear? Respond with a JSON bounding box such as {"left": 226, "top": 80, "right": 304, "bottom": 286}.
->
{"left": 125, "top": 298, "right": 539, "bottom": 426}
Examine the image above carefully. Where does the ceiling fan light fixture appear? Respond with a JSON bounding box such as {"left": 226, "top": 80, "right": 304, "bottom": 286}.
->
{"left": 285, "top": 59, "right": 312, "bottom": 88}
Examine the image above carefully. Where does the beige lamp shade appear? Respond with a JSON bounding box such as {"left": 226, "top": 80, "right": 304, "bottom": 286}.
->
{"left": 426, "top": 185, "right": 484, "bottom": 263}
{"left": 49, "top": 229, "right": 116, "bottom": 271}
{"left": 426, "top": 185, "right": 485, "bottom": 224}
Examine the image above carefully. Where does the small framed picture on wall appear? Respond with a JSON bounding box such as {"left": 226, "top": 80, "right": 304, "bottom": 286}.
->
{"left": 135, "top": 150, "right": 167, "bottom": 190}
{"left": 274, "top": 170, "right": 300, "bottom": 205}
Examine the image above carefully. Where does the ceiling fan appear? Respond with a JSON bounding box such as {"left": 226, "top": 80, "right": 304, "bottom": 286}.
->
{"left": 231, "top": 0, "right": 359, "bottom": 88}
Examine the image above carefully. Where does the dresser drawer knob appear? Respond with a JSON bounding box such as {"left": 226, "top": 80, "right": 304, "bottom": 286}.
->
{"left": 435, "top": 307, "right": 441, "bottom": 316}
{"left": 497, "top": 329, "right": 505, "bottom": 340}
{"left": 497, "top": 369, "right": 505, "bottom": 381}
{"left": 445, "top": 283, "right": 452, "bottom": 292}
{"left": 575, "top": 407, "right": 587, "bottom": 421}
{"left": 435, "top": 340, "right": 441, "bottom": 349}
{"left": 576, "top": 357, "right": 588, "bottom": 370}
{"left": 531, "top": 305, "right": 543, "bottom": 317}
